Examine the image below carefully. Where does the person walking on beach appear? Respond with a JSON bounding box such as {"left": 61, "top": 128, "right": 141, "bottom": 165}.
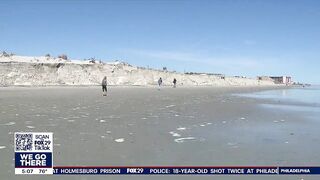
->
{"left": 158, "top": 77, "right": 163, "bottom": 90}
{"left": 102, "top": 76, "right": 107, "bottom": 96}
{"left": 173, "top": 78, "right": 177, "bottom": 88}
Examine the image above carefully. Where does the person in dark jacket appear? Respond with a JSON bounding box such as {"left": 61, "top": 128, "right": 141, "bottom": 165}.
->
{"left": 102, "top": 76, "right": 107, "bottom": 96}
{"left": 158, "top": 77, "right": 162, "bottom": 90}
{"left": 173, "top": 78, "right": 177, "bottom": 88}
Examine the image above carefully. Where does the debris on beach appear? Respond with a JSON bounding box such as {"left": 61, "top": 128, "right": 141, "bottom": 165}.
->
{"left": 169, "top": 131, "right": 181, "bottom": 137}
{"left": 115, "top": 138, "right": 125, "bottom": 143}
{"left": 227, "top": 142, "right": 239, "bottom": 148}
{"left": 3, "top": 122, "right": 15, "bottom": 126}
{"left": 176, "top": 127, "right": 186, "bottom": 131}
{"left": 240, "top": 117, "right": 246, "bottom": 120}
{"left": 174, "top": 137, "right": 196, "bottom": 143}
{"left": 72, "top": 107, "right": 80, "bottom": 111}
{"left": 99, "top": 120, "right": 106, "bottom": 123}
{"left": 165, "top": 105, "right": 176, "bottom": 108}
{"left": 0, "top": 146, "right": 6, "bottom": 149}
{"left": 26, "top": 126, "right": 35, "bottom": 129}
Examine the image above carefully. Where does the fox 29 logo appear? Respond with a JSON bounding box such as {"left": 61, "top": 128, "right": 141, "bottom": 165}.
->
{"left": 14, "top": 132, "right": 53, "bottom": 175}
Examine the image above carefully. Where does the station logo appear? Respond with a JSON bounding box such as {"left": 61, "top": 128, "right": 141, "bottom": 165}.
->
{"left": 14, "top": 132, "right": 53, "bottom": 175}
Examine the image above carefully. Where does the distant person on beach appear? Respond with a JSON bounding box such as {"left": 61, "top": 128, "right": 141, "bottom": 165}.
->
{"left": 173, "top": 78, "right": 177, "bottom": 88}
{"left": 102, "top": 76, "right": 107, "bottom": 96}
{"left": 158, "top": 77, "right": 163, "bottom": 89}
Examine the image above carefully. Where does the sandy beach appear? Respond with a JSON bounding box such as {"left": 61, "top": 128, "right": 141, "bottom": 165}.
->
{"left": 0, "top": 86, "right": 319, "bottom": 180}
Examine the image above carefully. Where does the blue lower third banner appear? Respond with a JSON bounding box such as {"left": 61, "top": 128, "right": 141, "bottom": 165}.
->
{"left": 15, "top": 152, "right": 52, "bottom": 168}
{"left": 52, "top": 166, "right": 320, "bottom": 175}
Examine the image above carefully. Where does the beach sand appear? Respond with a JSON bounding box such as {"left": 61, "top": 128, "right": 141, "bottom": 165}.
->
{"left": 0, "top": 86, "right": 319, "bottom": 180}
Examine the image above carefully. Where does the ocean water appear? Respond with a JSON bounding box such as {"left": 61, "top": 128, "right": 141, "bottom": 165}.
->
{"left": 242, "top": 86, "right": 320, "bottom": 105}
{"left": 238, "top": 86, "right": 320, "bottom": 115}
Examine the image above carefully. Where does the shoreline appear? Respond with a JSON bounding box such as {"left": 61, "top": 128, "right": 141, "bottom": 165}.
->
{"left": 0, "top": 84, "right": 286, "bottom": 89}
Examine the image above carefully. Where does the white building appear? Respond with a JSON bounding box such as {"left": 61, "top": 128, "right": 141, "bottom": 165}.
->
{"left": 269, "top": 76, "right": 292, "bottom": 84}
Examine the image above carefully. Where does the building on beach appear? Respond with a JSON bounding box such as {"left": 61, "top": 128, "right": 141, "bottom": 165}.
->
{"left": 257, "top": 76, "right": 274, "bottom": 82}
{"left": 269, "top": 76, "right": 292, "bottom": 84}
{"left": 258, "top": 76, "right": 292, "bottom": 85}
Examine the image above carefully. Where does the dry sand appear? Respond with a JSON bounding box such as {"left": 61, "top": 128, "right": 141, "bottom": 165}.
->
{"left": 0, "top": 86, "right": 319, "bottom": 180}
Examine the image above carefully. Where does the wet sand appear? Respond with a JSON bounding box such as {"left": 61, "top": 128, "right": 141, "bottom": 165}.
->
{"left": 0, "top": 86, "right": 319, "bottom": 180}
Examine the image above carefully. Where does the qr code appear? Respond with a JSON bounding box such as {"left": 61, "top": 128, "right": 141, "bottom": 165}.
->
{"left": 34, "top": 134, "right": 52, "bottom": 151}
{"left": 15, "top": 133, "right": 33, "bottom": 151}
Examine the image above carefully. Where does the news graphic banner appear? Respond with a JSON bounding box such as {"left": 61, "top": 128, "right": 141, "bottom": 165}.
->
{"left": 14, "top": 132, "right": 53, "bottom": 174}
{"left": 14, "top": 132, "right": 320, "bottom": 176}
{"left": 53, "top": 166, "right": 320, "bottom": 175}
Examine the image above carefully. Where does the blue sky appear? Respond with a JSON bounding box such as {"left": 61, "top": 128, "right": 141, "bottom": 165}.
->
{"left": 1, "top": 0, "right": 320, "bottom": 84}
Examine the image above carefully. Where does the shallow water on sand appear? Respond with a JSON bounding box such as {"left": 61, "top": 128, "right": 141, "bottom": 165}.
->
{"left": 237, "top": 86, "right": 320, "bottom": 121}
{"left": 238, "top": 86, "right": 320, "bottom": 104}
